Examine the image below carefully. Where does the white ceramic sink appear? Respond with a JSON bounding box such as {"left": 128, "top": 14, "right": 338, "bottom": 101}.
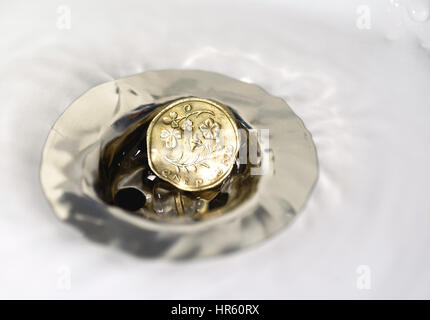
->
{"left": 1, "top": 0, "right": 430, "bottom": 298}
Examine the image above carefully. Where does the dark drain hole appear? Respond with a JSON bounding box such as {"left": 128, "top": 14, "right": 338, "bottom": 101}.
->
{"left": 114, "top": 188, "right": 146, "bottom": 211}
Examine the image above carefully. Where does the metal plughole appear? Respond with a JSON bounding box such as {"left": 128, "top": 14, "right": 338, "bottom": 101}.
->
{"left": 40, "top": 69, "right": 318, "bottom": 259}
{"left": 97, "top": 97, "right": 261, "bottom": 223}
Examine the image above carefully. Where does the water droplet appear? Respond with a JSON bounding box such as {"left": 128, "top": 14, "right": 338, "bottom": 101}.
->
{"left": 390, "top": 0, "right": 401, "bottom": 8}
{"left": 407, "top": 0, "right": 430, "bottom": 22}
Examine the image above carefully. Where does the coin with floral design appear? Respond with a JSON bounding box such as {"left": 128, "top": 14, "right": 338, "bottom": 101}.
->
{"left": 147, "top": 97, "right": 240, "bottom": 191}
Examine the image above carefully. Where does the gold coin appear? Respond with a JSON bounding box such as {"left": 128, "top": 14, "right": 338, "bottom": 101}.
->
{"left": 147, "top": 97, "right": 240, "bottom": 191}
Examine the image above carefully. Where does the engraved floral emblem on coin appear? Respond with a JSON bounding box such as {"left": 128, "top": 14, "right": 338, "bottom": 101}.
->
{"left": 147, "top": 98, "right": 240, "bottom": 191}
